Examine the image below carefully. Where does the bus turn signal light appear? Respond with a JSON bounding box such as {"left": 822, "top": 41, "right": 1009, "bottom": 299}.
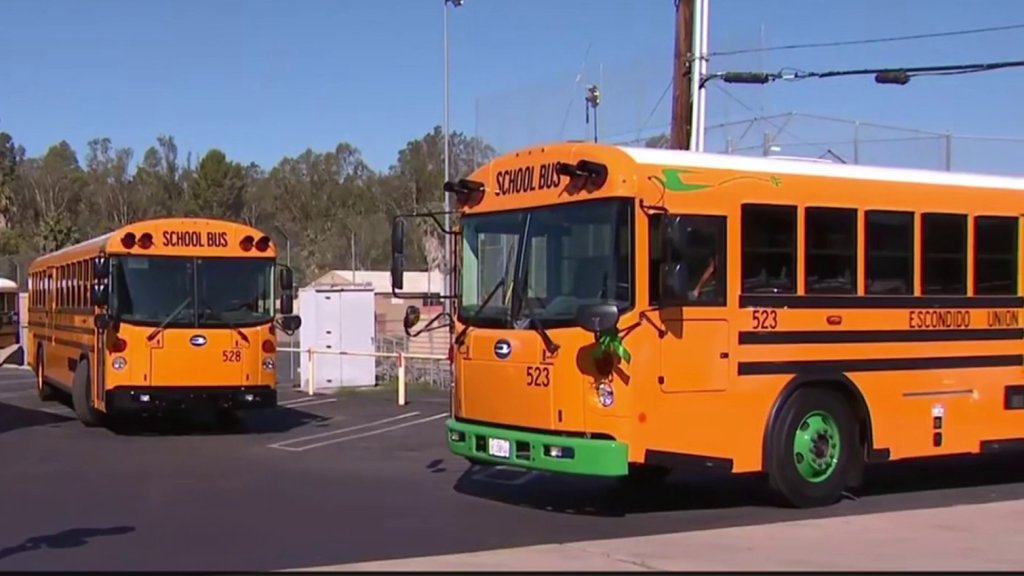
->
{"left": 262, "top": 339, "right": 275, "bottom": 354}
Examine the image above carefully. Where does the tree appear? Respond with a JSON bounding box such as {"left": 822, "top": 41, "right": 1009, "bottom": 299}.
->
{"left": 188, "top": 148, "right": 247, "bottom": 219}
{"left": 18, "top": 141, "right": 86, "bottom": 252}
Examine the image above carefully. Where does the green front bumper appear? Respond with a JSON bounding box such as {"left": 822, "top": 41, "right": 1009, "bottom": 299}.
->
{"left": 446, "top": 418, "right": 629, "bottom": 476}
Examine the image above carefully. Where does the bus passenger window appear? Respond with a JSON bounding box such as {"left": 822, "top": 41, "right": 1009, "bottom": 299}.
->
{"left": 974, "top": 215, "right": 1018, "bottom": 296}
{"left": 805, "top": 207, "right": 857, "bottom": 294}
{"left": 865, "top": 210, "right": 914, "bottom": 295}
{"left": 921, "top": 213, "right": 967, "bottom": 295}
{"left": 741, "top": 204, "right": 796, "bottom": 294}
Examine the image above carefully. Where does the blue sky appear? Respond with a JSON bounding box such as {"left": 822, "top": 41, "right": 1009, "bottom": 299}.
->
{"left": 2, "top": 0, "right": 1023, "bottom": 174}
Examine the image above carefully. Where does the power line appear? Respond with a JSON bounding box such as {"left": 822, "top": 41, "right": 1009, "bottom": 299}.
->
{"left": 711, "top": 23, "right": 1024, "bottom": 57}
{"left": 703, "top": 58, "right": 1024, "bottom": 87}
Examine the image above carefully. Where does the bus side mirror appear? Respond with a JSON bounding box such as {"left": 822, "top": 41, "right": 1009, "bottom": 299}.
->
{"left": 278, "top": 266, "right": 294, "bottom": 292}
{"left": 92, "top": 256, "right": 109, "bottom": 281}
{"left": 659, "top": 262, "right": 689, "bottom": 306}
{"left": 280, "top": 291, "right": 294, "bottom": 316}
{"left": 90, "top": 283, "right": 108, "bottom": 308}
{"left": 402, "top": 305, "right": 421, "bottom": 336}
{"left": 280, "top": 314, "right": 301, "bottom": 333}
{"left": 575, "top": 302, "right": 620, "bottom": 334}
{"left": 391, "top": 218, "right": 405, "bottom": 291}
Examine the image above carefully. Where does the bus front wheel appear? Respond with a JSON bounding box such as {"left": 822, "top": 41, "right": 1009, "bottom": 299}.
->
{"left": 765, "top": 387, "right": 856, "bottom": 509}
{"left": 72, "top": 359, "right": 103, "bottom": 428}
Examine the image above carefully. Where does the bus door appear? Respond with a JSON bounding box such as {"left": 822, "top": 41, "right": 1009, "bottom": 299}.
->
{"left": 656, "top": 214, "right": 731, "bottom": 393}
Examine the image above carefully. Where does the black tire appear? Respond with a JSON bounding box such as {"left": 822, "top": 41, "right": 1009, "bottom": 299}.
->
{"left": 35, "top": 344, "right": 54, "bottom": 402}
{"left": 72, "top": 359, "right": 104, "bottom": 428}
{"left": 765, "top": 387, "right": 857, "bottom": 508}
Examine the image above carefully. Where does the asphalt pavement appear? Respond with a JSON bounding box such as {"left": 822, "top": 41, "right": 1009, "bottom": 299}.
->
{"left": 3, "top": 366, "right": 1024, "bottom": 571}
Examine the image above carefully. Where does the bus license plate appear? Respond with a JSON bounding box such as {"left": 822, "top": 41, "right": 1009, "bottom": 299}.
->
{"left": 487, "top": 438, "right": 511, "bottom": 459}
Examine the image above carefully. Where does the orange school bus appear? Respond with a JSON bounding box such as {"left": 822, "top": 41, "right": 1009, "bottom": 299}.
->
{"left": 0, "top": 277, "right": 20, "bottom": 349}
{"left": 391, "top": 141, "right": 1024, "bottom": 508}
{"left": 27, "top": 218, "right": 302, "bottom": 427}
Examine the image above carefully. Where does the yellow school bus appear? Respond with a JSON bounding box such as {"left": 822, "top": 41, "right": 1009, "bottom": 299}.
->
{"left": 0, "top": 277, "right": 20, "bottom": 349}
{"left": 391, "top": 141, "right": 1024, "bottom": 508}
{"left": 27, "top": 218, "right": 302, "bottom": 427}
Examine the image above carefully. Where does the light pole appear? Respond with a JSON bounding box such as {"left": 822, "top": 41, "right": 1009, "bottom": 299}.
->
{"left": 443, "top": 0, "right": 462, "bottom": 322}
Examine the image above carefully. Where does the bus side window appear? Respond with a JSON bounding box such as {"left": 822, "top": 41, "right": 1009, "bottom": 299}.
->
{"left": 741, "top": 204, "right": 796, "bottom": 294}
{"left": 805, "top": 207, "right": 857, "bottom": 295}
{"left": 650, "top": 214, "right": 726, "bottom": 306}
{"left": 921, "top": 212, "right": 967, "bottom": 295}
{"left": 973, "top": 215, "right": 1019, "bottom": 296}
{"left": 865, "top": 210, "right": 914, "bottom": 295}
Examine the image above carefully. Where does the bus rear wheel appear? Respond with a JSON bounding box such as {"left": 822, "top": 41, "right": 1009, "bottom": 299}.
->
{"left": 765, "top": 387, "right": 856, "bottom": 509}
{"left": 72, "top": 359, "right": 103, "bottom": 428}
{"left": 35, "top": 344, "right": 54, "bottom": 401}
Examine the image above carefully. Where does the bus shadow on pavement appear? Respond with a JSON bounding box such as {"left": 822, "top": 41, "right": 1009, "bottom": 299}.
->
{"left": 452, "top": 464, "right": 772, "bottom": 518}
{"left": 856, "top": 452, "right": 1024, "bottom": 498}
{"left": 454, "top": 452, "right": 1024, "bottom": 518}
{"left": 102, "top": 405, "right": 331, "bottom": 437}
{"left": 0, "top": 401, "right": 75, "bottom": 435}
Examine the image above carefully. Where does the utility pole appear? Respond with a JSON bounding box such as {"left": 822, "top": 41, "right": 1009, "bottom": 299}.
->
{"left": 669, "top": 0, "right": 693, "bottom": 149}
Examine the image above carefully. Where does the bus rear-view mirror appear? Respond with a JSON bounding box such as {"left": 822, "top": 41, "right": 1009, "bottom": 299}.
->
{"left": 402, "top": 305, "right": 421, "bottom": 335}
{"left": 575, "top": 302, "right": 620, "bottom": 335}
{"left": 92, "top": 256, "right": 109, "bottom": 281}
{"left": 391, "top": 218, "right": 406, "bottom": 291}
{"left": 280, "top": 314, "right": 301, "bottom": 333}
{"left": 90, "top": 283, "right": 108, "bottom": 308}
{"left": 280, "top": 291, "right": 294, "bottom": 316}
{"left": 278, "top": 266, "right": 294, "bottom": 292}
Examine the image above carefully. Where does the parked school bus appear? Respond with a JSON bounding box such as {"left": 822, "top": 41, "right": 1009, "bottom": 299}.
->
{"left": 27, "top": 218, "right": 302, "bottom": 427}
{"left": 390, "top": 141, "right": 1024, "bottom": 508}
{"left": 0, "top": 277, "right": 20, "bottom": 349}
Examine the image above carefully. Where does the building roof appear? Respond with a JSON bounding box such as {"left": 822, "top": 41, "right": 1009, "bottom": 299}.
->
{"left": 308, "top": 269, "right": 444, "bottom": 295}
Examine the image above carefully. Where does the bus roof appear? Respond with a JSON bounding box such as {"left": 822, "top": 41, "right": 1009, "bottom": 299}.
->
{"left": 0, "top": 277, "right": 17, "bottom": 291}
{"left": 618, "top": 145, "right": 1024, "bottom": 191}
{"left": 29, "top": 217, "right": 276, "bottom": 271}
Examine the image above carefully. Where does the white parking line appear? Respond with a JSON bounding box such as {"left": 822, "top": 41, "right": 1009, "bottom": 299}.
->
{"left": 267, "top": 412, "right": 422, "bottom": 450}
{"left": 279, "top": 397, "right": 337, "bottom": 408}
{"left": 275, "top": 412, "right": 449, "bottom": 452}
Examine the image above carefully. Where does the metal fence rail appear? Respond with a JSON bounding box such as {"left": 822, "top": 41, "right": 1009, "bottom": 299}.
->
{"left": 277, "top": 346, "right": 448, "bottom": 406}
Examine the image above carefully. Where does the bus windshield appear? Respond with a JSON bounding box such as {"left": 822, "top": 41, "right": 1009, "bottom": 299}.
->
{"left": 459, "top": 197, "right": 633, "bottom": 329}
{"left": 110, "top": 255, "right": 276, "bottom": 328}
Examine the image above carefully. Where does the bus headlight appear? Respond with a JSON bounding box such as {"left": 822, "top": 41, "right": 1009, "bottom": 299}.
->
{"left": 112, "top": 356, "right": 127, "bottom": 371}
{"left": 596, "top": 380, "right": 614, "bottom": 407}
{"left": 262, "top": 357, "right": 275, "bottom": 371}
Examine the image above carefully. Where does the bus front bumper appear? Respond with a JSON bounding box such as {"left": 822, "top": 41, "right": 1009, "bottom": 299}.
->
{"left": 446, "top": 418, "right": 629, "bottom": 476}
{"left": 105, "top": 386, "right": 277, "bottom": 412}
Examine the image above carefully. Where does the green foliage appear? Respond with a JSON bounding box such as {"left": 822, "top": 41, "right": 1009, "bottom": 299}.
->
{"left": 0, "top": 125, "right": 497, "bottom": 288}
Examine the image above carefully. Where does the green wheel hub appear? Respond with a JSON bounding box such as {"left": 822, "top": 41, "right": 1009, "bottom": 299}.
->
{"left": 792, "top": 410, "right": 841, "bottom": 482}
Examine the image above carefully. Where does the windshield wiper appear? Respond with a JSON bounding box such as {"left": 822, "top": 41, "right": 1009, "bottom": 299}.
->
{"left": 146, "top": 296, "right": 192, "bottom": 342}
{"left": 199, "top": 299, "right": 251, "bottom": 344}
{"left": 509, "top": 265, "right": 559, "bottom": 355}
{"left": 454, "top": 277, "right": 505, "bottom": 347}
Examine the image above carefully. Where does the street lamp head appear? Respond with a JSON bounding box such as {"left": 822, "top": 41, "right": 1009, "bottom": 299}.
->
{"left": 446, "top": 0, "right": 464, "bottom": 6}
